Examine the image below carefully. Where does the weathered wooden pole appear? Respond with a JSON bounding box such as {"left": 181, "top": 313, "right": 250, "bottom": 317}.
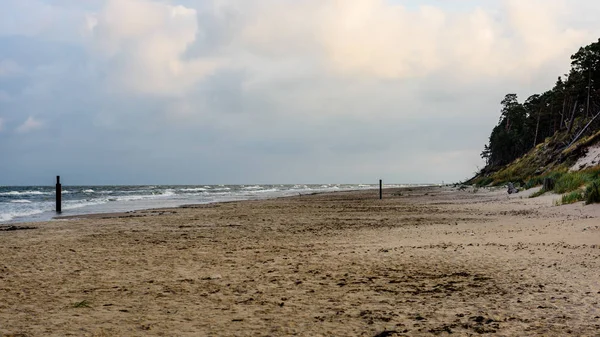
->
{"left": 379, "top": 179, "right": 382, "bottom": 200}
{"left": 56, "top": 176, "right": 62, "bottom": 213}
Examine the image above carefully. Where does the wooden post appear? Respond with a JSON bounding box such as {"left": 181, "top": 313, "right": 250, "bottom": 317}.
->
{"left": 379, "top": 179, "right": 382, "bottom": 200}
{"left": 56, "top": 176, "right": 62, "bottom": 213}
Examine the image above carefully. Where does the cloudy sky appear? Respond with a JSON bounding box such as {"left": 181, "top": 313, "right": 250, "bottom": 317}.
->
{"left": 1, "top": 0, "right": 600, "bottom": 185}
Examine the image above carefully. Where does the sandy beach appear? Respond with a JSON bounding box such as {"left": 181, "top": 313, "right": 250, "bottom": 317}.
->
{"left": 1, "top": 186, "right": 599, "bottom": 336}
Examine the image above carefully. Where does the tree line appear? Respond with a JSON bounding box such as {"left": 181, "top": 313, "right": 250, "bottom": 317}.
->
{"left": 481, "top": 38, "right": 600, "bottom": 170}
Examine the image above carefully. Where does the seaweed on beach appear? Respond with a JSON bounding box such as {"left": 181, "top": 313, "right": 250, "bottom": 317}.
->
{"left": 0, "top": 225, "right": 37, "bottom": 232}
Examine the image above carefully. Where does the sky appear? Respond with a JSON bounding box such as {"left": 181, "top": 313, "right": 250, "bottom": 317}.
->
{"left": 1, "top": 0, "right": 600, "bottom": 185}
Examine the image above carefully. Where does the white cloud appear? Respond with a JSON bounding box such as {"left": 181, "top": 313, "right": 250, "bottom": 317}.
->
{"left": 3, "top": 0, "right": 600, "bottom": 184}
{"left": 233, "top": 0, "right": 593, "bottom": 81}
{"left": 16, "top": 117, "right": 43, "bottom": 133}
{"left": 74, "top": 0, "right": 598, "bottom": 98}
{"left": 318, "top": 1, "right": 447, "bottom": 78}
{"left": 88, "top": 0, "right": 221, "bottom": 96}
{"left": 501, "top": 0, "right": 587, "bottom": 71}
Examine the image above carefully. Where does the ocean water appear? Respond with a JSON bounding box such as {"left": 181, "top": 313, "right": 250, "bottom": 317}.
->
{"left": 0, "top": 184, "right": 411, "bottom": 224}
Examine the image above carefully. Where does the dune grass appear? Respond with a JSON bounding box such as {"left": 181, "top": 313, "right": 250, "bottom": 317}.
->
{"left": 490, "top": 166, "right": 600, "bottom": 205}
{"left": 584, "top": 180, "right": 600, "bottom": 204}
{"left": 559, "top": 190, "right": 585, "bottom": 205}
{"left": 553, "top": 172, "right": 588, "bottom": 194}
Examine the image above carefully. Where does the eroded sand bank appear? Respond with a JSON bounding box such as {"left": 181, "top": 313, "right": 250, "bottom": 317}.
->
{"left": 1, "top": 186, "right": 599, "bottom": 336}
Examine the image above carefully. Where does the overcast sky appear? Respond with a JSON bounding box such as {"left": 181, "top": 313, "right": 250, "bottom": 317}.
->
{"left": 1, "top": 0, "right": 600, "bottom": 185}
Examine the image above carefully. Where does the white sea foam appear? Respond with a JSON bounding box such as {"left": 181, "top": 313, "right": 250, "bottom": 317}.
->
{"left": 113, "top": 195, "right": 145, "bottom": 202}
{"left": 0, "top": 191, "right": 50, "bottom": 196}
{"left": 0, "top": 212, "right": 25, "bottom": 223}
{"left": 1, "top": 183, "right": 415, "bottom": 224}
{"left": 243, "top": 185, "right": 262, "bottom": 190}
{"left": 247, "top": 188, "right": 278, "bottom": 194}
{"left": 108, "top": 190, "right": 177, "bottom": 202}
{"left": 63, "top": 199, "right": 109, "bottom": 211}
{"left": 0, "top": 204, "right": 51, "bottom": 223}
{"left": 180, "top": 188, "right": 207, "bottom": 192}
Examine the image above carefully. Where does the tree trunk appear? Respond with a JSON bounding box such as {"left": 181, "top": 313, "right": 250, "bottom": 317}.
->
{"left": 567, "top": 109, "right": 600, "bottom": 149}
{"left": 546, "top": 104, "right": 556, "bottom": 137}
{"left": 560, "top": 97, "right": 567, "bottom": 130}
{"left": 567, "top": 101, "right": 578, "bottom": 135}
{"left": 533, "top": 108, "right": 541, "bottom": 147}
{"left": 587, "top": 68, "right": 592, "bottom": 117}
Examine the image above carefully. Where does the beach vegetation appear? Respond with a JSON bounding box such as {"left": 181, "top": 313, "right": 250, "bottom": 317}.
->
{"left": 471, "top": 38, "right": 600, "bottom": 189}
{"left": 524, "top": 171, "right": 565, "bottom": 190}
{"left": 584, "top": 180, "right": 600, "bottom": 204}
{"left": 529, "top": 188, "right": 547, "bottom": 198}
{"left": 553, "top": 172, "right": 587, "bottom": 194}
{"left": 560, "top": 190, "right": 585, "bottom": 205}
{"left": 474, "top": 176, "right": 494, "bottom": 187}
{"left": 524, "top": 177, "right": 542, "bottom": 190}
{"left": 524, "top": 169, "right": 600, "bottom": 204}
{"left": 72, "top": 300, "right": 91, "bottom": 308}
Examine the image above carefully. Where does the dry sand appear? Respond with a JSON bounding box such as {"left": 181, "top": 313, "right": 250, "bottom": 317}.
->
{"left": 0, "top": 186, "right": 599, "bottom": 336}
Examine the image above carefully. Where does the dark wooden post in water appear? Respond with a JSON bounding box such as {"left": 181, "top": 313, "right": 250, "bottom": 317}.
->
{"left": 56, "top": 176, "right": 62, "bottom": 213}
{"left": 379, "top": 179, "right": 383, "bottom": 200}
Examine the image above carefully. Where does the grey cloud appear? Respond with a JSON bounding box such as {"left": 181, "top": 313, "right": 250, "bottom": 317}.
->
{"left": 2, "top": 0, "right": 600, "bottom": 185}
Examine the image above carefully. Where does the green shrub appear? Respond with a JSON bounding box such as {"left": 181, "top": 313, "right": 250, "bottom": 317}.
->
{"left": 529, "top": 188, "right": 547, "bottom": 198}
{"left": 476, "top": 176, "right": 494, "bottom": 187}
{"left": 560, "top": 190, "right": 584, "bottom": 205}
{"left": 548, "top": 171, "right": 565, "bottom": 180}
{"left": 515, "top": 179, "right": 525, "bottom": 188}
{"left": 544, "top": 171, "right": 565, "bottom": 186}
{"left": 554, "top": 172, "right": 586, "bottom": 194}
{"left": 584, "top": 180, "right": 600, "bottom": 204}
{"left": 585, "top": 167, "right": 600, "bottom": 180}
{"left": 491, "top": 180, "right": 507, "bottom": 187}
{"left": 525, "top": 177, "right": 543, "bottom": 189}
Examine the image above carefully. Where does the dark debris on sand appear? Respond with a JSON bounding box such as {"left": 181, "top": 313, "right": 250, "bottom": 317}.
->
{"left": 0, "top": 225, "right": 37, "bottom": 232}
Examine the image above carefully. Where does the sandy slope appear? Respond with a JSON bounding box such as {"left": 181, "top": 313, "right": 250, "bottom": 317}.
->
{"left": 0, "top": 186, "right": 599, "bottom": 336}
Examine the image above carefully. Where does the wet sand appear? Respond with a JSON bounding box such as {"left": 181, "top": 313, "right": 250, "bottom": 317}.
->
{"left": 1, "top": 186, "right": 599, "bottom": 336}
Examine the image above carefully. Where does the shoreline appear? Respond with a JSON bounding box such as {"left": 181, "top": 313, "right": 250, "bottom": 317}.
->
{"left": 1, "top": 186, "right": 599, "bottom": 336}
{"left": 49, "top": 187, "right": 402, "bottom": 222}
{"left": 2, "top": 184, "right": 411, "bottom": 225}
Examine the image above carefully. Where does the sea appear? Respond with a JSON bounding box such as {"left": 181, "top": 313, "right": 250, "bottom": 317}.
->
{"left": 0, "top": 184, "right": 413, "bottom": 224}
